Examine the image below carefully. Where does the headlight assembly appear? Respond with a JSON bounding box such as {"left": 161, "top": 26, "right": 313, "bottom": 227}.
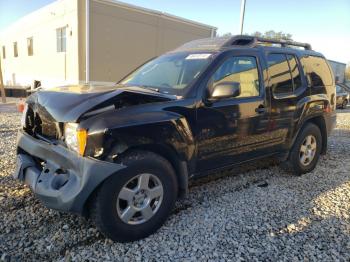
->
{"left": 20, "top": 103, "right": 28, "bottom": 127}
{"left": 64, "top": 123, "right": 87, "bottom": 156}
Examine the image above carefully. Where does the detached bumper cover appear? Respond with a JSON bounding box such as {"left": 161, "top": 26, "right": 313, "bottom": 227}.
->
{"left": 14, "top": 131, "right": 125, "bottom": 214}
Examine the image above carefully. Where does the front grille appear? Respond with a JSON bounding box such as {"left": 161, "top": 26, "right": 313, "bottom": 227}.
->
{"left": 24, "top": 106, "right": 35, "bottom": 135}
{"left": 24, "top": 106, "right": 60, "bottom": 140}
{"left": 37, "top": 114, "right": 58, "bottom": 138}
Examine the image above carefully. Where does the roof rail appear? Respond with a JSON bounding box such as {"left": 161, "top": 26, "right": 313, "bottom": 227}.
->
{"left": 223, "top": 35, "right": 312, "bottom": 50}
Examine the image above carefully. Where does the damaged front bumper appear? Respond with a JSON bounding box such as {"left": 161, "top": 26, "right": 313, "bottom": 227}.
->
{"left": 13, "top": 131, "right": 125, "bottom": 215}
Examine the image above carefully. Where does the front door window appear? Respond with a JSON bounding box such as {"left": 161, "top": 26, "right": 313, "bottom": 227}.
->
{"left": 209, "top": 56, "right": 260, "bottom": 98}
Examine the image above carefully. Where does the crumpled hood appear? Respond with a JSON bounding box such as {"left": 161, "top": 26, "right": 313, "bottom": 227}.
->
{"left": 27, "top": 84, "right": 174, "bottom": 122}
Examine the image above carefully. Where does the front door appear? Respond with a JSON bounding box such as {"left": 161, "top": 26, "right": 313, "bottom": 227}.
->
{"left": 195, "top": 52, "right": 272, "bottom": 172}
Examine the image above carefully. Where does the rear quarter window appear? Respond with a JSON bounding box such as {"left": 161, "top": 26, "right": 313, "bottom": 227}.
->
{"left": 300, "top": 55, "right": 333, "bottom": 87}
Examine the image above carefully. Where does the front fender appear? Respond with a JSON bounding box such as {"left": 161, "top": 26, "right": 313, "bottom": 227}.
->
{"left": 81, "top": 107, "right": 195, "bottom": 163}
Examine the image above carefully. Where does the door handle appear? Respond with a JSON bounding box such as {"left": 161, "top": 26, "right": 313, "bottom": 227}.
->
{"left": 255, "top": 105, "right": 266, "bottom": 114}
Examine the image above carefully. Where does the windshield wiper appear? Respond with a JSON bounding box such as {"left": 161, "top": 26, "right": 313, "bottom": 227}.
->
{"left": 127, "top": 85, "right": 160, "bottom": 92}
{"left": 140, "top": 86, "right": 160, "bottom": 92}
{"left": 116, "top": 84, "right": 162, "bottom": 93}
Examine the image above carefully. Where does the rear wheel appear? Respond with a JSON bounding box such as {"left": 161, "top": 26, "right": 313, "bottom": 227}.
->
{"left": 90, "top": 150, "right": 178, "bottom": 242}
{"left": 284, "top": 123, "right": 322, "bottom": 175}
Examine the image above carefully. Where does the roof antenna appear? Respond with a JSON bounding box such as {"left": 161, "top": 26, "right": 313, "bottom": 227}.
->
{"left": 239, "top": 0, "right": 247, "bottom": 35}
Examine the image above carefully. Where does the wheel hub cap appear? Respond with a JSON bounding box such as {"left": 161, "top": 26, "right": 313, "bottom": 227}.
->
{"left": 116, "top": 173, "right": 164, "bottom": 225}
{"left": 299, "top": 135, "right": 317, "bottom": 166}
{"left": 133, "top": 190, "right": 149, "bottom": 208}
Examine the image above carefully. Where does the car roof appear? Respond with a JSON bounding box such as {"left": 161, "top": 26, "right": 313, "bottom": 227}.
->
{"left": 170, "top": 35, "right": 324, "bottom": 57}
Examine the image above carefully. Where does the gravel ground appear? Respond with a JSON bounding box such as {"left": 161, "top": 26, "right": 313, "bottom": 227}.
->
{"left": 1, "top": 109, "right": 350, "bottom": 261}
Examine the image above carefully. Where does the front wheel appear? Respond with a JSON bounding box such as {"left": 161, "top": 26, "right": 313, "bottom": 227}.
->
{"left": 90, "top": 151, "right": 178, "bottom": 242}
{"left": 284, "top": 123, "right": 322, "bottom": 175}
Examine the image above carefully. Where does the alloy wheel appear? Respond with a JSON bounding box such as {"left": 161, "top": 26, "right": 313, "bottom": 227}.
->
{"left": 116, "top": 173, "right": 163, "bottom": 225}
{"left": 299, "top": 135, "right": 317, "bottom": 166}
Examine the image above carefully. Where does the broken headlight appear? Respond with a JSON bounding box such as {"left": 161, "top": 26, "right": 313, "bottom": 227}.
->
{"left": 20, "top": 103, "right": 28, "bottom": 127}
{"left": 64, "top": 123, "right": 87, "bottom": 156}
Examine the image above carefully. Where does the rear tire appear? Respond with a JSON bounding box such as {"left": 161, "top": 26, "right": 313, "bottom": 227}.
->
{"left": 90, "top": 150, "right": 178, "bottom": 242}
{"left": 284, "top": 123, "right": 322, "bottom": 175}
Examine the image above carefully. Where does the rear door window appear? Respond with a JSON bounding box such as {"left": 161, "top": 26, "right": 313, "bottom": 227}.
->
{"left": 267, "top": 54, "right": 293, "bottom": 95}
{"left": 300, "top": 56, "right": 333, "bottom": 87}
{"left": 268, "top": 53, "right": 304, "bottom": 97}
{"left": 286, "top": 54, "right": 302, "bottom": 91}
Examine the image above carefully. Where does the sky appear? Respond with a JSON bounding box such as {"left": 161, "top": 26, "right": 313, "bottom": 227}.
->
{"left": 0, "top": 0, "right": 349, "bottom": 63}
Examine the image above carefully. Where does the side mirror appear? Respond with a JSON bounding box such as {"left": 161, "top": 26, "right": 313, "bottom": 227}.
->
{"left": 209, "top": 82, "right": 241, "bottom": 100}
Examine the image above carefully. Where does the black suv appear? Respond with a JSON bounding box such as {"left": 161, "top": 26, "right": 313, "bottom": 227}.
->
{"left": 14, "top": 36, "right": 336, "bottom": 242}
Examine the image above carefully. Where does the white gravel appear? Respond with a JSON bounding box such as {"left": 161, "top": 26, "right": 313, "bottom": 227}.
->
{"left": 1, "top": 109, "right": 350, "bottom": 261}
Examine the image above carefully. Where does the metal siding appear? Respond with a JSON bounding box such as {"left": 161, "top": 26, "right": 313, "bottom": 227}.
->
{"left": 0, "top": 0, "right": 80, "bottom": 88}
{"left": 89, "top": 0, "right": 215, "bottom": 82}
{"left": 0, "top": 0, "right": 216, "bottom": 87}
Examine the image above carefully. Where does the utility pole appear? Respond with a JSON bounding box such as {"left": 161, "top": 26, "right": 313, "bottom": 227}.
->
{"left": 0, "top": 55, "right": 6, "bottom": 103}
{"left": 239, "top": 0, "right": 247, "bottom": 35}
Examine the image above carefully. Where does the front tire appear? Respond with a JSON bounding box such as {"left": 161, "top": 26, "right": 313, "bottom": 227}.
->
{"left": 285, "top": 123, "right": 322, "bottom": 175}
{"left": 90, "top": 150, "right": 178, "bottom": 242}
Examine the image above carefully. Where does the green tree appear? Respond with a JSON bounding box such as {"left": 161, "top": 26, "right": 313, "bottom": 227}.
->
{"left": 218, "top": 30, "right": 293, "bottom": 41}
{"left": 251, "top": 30, "right": 293, "bottom": 41}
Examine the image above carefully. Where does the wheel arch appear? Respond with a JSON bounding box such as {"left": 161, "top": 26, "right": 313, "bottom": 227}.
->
{"left": 122, "top": 144, "right": 189, "bottom": 199}
{"left": 82, "top": 144, "right": 189, "bottom": 218}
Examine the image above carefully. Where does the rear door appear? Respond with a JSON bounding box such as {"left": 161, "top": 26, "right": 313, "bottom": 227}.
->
{"left": 266, "top": 52, "right": 308, "bottom": 152}
{"left": 195, "top": 50, "right": 273, "bottom": 172}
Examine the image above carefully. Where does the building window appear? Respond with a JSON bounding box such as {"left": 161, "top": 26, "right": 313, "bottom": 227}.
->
{"left": 2, "top": 46, "right": 5, "bottom": 59}
{"left": 27, "top": 37, "right": 33, "bottom": 56}
{"left": 13, "top": 42, "right": 18, "bottom": 57}
{"left": 56, "top": 27, "right": 66, "bottom": 52}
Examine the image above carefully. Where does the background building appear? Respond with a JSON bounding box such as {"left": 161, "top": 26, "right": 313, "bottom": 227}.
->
{"left": 0, "top": 0, "right": 216, "bottom": 89}
{"left": 328, "top": 60, "right": 346, "bottom": 83}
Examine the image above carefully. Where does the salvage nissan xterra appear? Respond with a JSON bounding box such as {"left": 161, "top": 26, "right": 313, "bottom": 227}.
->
{"left": 14, "top": 36, "right": 336, "bottom": 242}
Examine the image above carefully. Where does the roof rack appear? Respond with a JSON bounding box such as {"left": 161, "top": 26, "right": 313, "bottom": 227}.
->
{"left": 171, "top": 35, "right": 312, "bottom": 53}
{"left": 171, "top": 37, "right": 230, "bottom": 52}
{"left": 224, "top": 35, "right": 312, "bottom": 50}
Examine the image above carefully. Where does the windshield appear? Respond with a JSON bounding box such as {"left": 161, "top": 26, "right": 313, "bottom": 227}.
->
{"left": 119, "top": 52, "right": 213, "bottom": 96}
